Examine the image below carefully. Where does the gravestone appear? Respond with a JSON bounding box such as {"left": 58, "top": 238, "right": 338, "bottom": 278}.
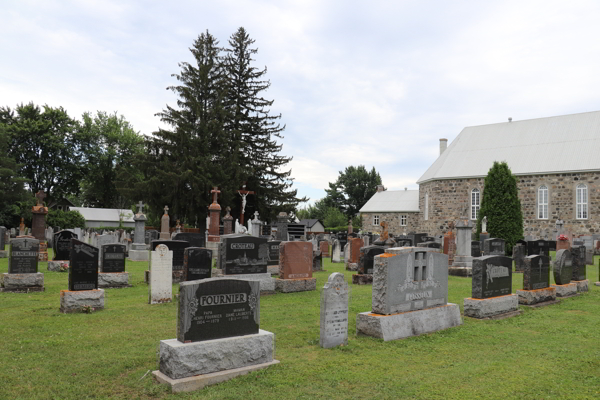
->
{"left": 96, "top": 234, "right": 119, "bottom": 249}
{"left": 471, "top": 256, "right": 512, "bottom": 298}
{"left": 319, "top": 240, "right": 329, "bottom": 257}
{"left": 183, "top": 247, "right": 212, "bottom": 281}
{"left": 449, "top": 219, "right": 473, "bottom": 275}
{"left": 443, "top": 231, "right": 456, "bottom": 266}
{"left": 313, "top": 250, "right": 323, "bottom": 272}
{"left": 331, "top": 239, "right": 341, "bottom": 263}
{"left": 570, "top": 245, "right": 586, "bottom": 281}
{"left": 149, "top": 244, "right": 173, "bottom": 304}
{"left": 320, "top": 273, "right": 349, "bottom": 348}
{"left": 68, "top": 239, "right": 99, "bottom": 291}
{"left": 219, "top": 235, "right": 268, "bottom": 275}
{"left": 553, "top": 249, "right": 572, "bottom": 285}
{"left": 0, "top": 226, "right": 6, "bottom": 251}
{"left": 9, "top": 237, "right": 39, "bottom": 273}
{"left": 356, "top": 248, "right": 461, "bottom": 341}
{"left": 160, "top": 206, "right": 170, "bottom": 240}
{"left": 483, "top": 238, "right": 505, "bottom": 256}
{"left": 471, "top": 241, "right": 482, "bottom": 257}
{"left": 527, "top": 240, "right": 550, "bottom": 257}
{"left": 346, "top": 237, "right": 364, "bottom": 271}
{"left": 357, "top": 246, "right": 386, "bottom": 275}
{"left": 151, "top": 240, "right": 190, "bottom": 282}
{"left": 523, "top": 255, "right": 550, "bottom": 290}
{"left": 101, "top": 244, "right": 126, "bottom": 273}
{"left": 275, "top": 241, "right": 316, "bottom": 293}
{"left": 173, "top": 232, "right": 205, "bottom": 248}
{"left": 512, "top": 243, "right": 526, "bottom": 272}
{"left": 177, "top": 278, "right": 260, "bottom": 342}
{"left": 267, "top": 241, "right": 281, "bottom": 266}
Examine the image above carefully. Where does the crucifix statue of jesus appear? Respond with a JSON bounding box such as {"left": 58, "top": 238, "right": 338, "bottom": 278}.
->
{"left": 237, "top": 182, "right": 255, "bottom": 226}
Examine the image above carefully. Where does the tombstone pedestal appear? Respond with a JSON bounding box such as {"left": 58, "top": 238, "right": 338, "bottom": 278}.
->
{"left": 213, "top": 273, "right": 275, "bottom": 294}
{"left": 345, "top": 263, "right": 358, "bottom": 271}
{"left": 205, "top": 240, "right": 219, "bottom": 260}
{"left": 464, "top": 294, "right": 520, "bottom": 319}
{"left": 47, "top": 260, "right": 69, "bottom": 272}
{"left": 1, "top": 272, "right": 44, "bottom": 292}
{"left": 274, "top": 277, "right": 316, "bottom": 293}
{"left": 59, "top": 289, "right": 105, "bottom": 313}
{"left": 516, "top": 287, "right": 557, "bottom": 306}
{"left": 351, "top": 274, "right": 373, "bottom": 285}
{"left": 0, "top": 250, "right": 7, "bottom": 258}
{"left": 571, "top": 279, "right": 589, "bottom": 293}
{"left": 128, "top": 243, "right": 149, "bottom": 261}
{"left": 551, "top": 283, "right": 578, "bottom": 297}
{"left": 356, "top": 304, "right": 462, "bottom": 341}
{"left": 267, "top": 265, "right": 279, "bottom": 275}
{"left": 38, "top": 241, "right": 48, "bottom": 262}
{"left": 448, "top": 258, "right": 473, "bottom": 277}
{"left": 98, "top": 272, "right": 131, "bottom": 288}
{"left": 153, "top": 330, "right": 279, "bottom": 393}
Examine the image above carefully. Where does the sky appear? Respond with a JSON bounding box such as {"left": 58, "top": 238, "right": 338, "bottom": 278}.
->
{"left": 3, "top": 0, "right": 600, "bottom": 207}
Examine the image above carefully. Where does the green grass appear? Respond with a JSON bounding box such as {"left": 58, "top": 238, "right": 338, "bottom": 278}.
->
{"left": 1, "top": 250, "right": 599, "bottom": 400}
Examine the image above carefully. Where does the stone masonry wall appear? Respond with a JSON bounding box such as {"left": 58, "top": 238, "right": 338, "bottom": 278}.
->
{"left": 417, "top": 171, "right": 600, "bottom": 237}
{"left": 360, "top": 212, "right": 419, "bottom": 236}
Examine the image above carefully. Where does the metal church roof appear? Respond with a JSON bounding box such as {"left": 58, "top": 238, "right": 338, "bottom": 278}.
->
{"left": 70, "top": 207, "right": 135, "bottom": 223}
{"left": 417, "top": 110, "right": 600, "bottom": 184}
{"left": 359, "top": 190, "right": 420, "bottom": 213}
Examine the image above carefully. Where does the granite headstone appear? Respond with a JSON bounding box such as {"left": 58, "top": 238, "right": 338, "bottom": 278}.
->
{"left": 471, "top": 255, "right": 512, "bottom": 299}
{"left": 553, "top": 249, "right": 572, "bottom": 285}
{"left": 319, "top": 273, "right": 349, "bottom": 348}
{"left": 219, "top": 235, "right": 268, "bottom": 275}
{"left": 53, "top": 230, "right": 77, "bottom": 261}
{"left": 183, "top": 247, "right": 212, "bottom": 281}
{"left": 9, "top": 237, "right": 39, "bottom": 273}
{"left": 101, "top": 244, "right": 126, "bottom": 273}
{"left": 68, "top": 239, "right": 99, "bottom": 291}
{"left": 523, "top": 255, "right": 550, "bottom": 290}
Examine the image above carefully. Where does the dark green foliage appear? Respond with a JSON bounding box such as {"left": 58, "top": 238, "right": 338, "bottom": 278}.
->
{"left": 0, "top": 126, "right": 31, "bottom": 227}
{"left": 79, "top": 112, "right": 143, "bottom": 208}
{"left": 0, "top": 103, "right": 86, "bottom": 204}
{"left": 476, "top": 161, "right": 524, "bottom": 254}
{"left": 324, "top": 165, "right": 382, "bottom": 217}
{"left": 46, "top": 209, "right": 86, "bottom": 229}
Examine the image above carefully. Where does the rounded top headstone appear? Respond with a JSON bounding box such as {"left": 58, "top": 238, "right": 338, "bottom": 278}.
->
{"left": 554, "top": 249, "right": 572, "bottom": 285}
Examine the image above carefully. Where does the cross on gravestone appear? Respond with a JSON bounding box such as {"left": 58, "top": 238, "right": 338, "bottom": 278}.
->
{"left": 35, "top": 190, "right": 46, "bottom": 206}
{"left": 136, "top": 201, "right": 144, "bottom": 214}
{"left": 163, "top": 205, "right": 169, "bottom": 215}
{"left": 211, "top": 187, "right": 220, "bottom": 204}
{"left": 253, "top": 211, "right": 260, "bottom": 221}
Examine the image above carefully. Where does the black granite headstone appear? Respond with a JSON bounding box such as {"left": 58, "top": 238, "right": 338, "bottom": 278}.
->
{"left": 0, "top": 226, "right": 6, "bottom": 250}
{"left": 69, "top": 239, "right": 99, "bottom": 291}
{"left": 53, "top": 230, "right": 77, "bottom": 260}
{"left": 526, "top": 240, "right": 550, "bottom": 257}
{"left": 553, "top": 249, "right": 572, "bottom": 285}
{"left": 483, "top": 238, "right": 505, "bottom": 256}
{"left": 472, "top": 255, "right": 512, "bottom": 299}
{"left": 471, "top": 241, "right": 482, "bottom": 257}
{"left": 183, "top": 247, "right": 212, "bottom": 281}
{"left": 177, "top": 278, "right": 260, "bottom": 343}
{"left": 358, "top": 245, "right": 385, "bottom": 274}
{"left": 101, "top": 244, "right": 126, "bottom": 273}
{"left": 267, "top": 240, "right": 281, "bottom": 266}
{"left": 523, "top": 255, "right": 550, "bottom": 290}
{"left": 570, "top": 245, "right": 586, "bottom": 281}
{"left": 150, "top": 240, "right": 190, "bottom": 272}
{"left": 9, "top": 237, "right": 39, "bottom": 273}
{"left": 219, "top": 235, "right": 268, "bottom": 274}
{"left": 173, "top": 232, "right": 205, "bottom": 248}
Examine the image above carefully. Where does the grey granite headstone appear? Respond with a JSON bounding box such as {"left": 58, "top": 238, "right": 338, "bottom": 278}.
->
{"left": 512, "top": 244, "right": 526, "bottom": 272}
{"left": 331, "top": 239, "right": 341, "bottom": 263}
{"left": 483, "top": 238, "right": 505, "bottom": 256}
{"left": 9, "top": 237, "right": 40, "bottom": 273}
{"left": 320, "top": 273, "right": 349, "bottom": 348}
{"left": 523, "top": 255, "right": 550, "bottom": 290}
{"left": 372, "top": 248, "right": 448, "bottom": 314}
{"left": 570, "top": 245, "right": 586, "bottom": 281}
{"left": 472, "top": 256, "right": 512, "bottom": 299}
{"left": 553, "top": 249, "right": 572, "bottom": 285}
{"left": 0, "top": 226, "right": 6, "bottom": 250}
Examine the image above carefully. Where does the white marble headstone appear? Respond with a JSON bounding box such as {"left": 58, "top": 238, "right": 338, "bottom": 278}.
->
{"left": 149, "top": 244, "right": 173, "bottom": 304}
{"left": 320, "top": 273, "right": 349, "bottom": 348}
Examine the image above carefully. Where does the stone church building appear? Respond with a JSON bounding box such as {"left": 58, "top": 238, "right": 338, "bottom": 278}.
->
{"left": 361, "top": 110, "right": 600, "bottom": 237}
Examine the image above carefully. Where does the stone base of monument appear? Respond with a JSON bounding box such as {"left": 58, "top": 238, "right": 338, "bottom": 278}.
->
{"left": 47, "top": 260, "right": 69, "bottom": 272}
{"left": 153, "top": 329, "right": 279, "bottom": 393}
{"left": 352, "top": 274, "right": 373, "bottom": 285}
{"left": 59, "top": 289, "right": 105, "bottom": 313}
{"left": 448, "top": 266, "right": 472, "bottom": 277}
{"left": 572, "top": 279, "right": 589, "bottom": 292}
{"left": 516, "top": 287, "right": 557, "bottom": 306}
{"left": 98, "top": 272, "right": 131, "bottom": 288}
{"left": 345, "top": 262, "right": 358, "bottom": 271}
{"left": 595, "top": 281, "right": 600, "bottom": 286}
{"left": 128, "top": 249, "right": 149, "bottom": 261}
{"left": 464, "top": 294, "right": 520, "bottom": 319}
{"left": 213, "top": 273, "right": 275, "bottom": 294}
{"left": 206, "top": 240, "right": 219, "bottom": 260}
{"left": 267, "top": 265, "right": 279, "bottom": 275}
{"left": 0, "top": 250, "right": 7, "bottom": 258}
{"left": 275, "top": 278, "right": 316, "bottom": 293}
{"left": 356, "top": 304, "right": 462, "bottom": 341}
{"left": 551, "top": 283, "right": 578, "bottom": 297}
{"left": 1, "top": 272, "right": 44, "bottom": 292}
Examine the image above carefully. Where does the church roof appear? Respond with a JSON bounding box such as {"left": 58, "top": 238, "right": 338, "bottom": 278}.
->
{"left": 69, "top": 207, "right": 135, "bottom": 223}
{"left": 417, "top": 110, "right": 600, "bottom": 184}
{"left": 359, "top": 190, "right": 420, "bottom": 213}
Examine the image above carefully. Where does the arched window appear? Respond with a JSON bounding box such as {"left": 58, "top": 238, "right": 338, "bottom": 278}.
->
{"left": 471, "top": 188, "right": 480, "bottom": 220}
{"left": 538, "top": 185, "right": 548, "bottom": 219}
{"left": 424, "top": 193, "right": 429, "bottom": 220}
{"left": 576, "top": 184, "right": 588, "bottom": 219}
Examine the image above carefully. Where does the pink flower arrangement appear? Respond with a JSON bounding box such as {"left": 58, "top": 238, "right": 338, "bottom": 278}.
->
{"left": 558, "top": 234, "right": 569, "bottom": 241}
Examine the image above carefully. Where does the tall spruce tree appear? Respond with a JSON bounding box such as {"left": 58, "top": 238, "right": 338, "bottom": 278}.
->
{"left": 125, "top": 31, "right": 228, "bottom": 224}
{"left": 223, "top": 27, "right": 305, "bottom": 221}
{"left": 476, "top": 161, "right": 524, "bottom": 254}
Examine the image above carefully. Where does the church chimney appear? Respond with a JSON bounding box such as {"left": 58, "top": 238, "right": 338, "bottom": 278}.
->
{"left": 439, "top": 138, "right": 448, "bottom": 155}
{"left": 376, "top": 185, "right": 385, "bottom": 193}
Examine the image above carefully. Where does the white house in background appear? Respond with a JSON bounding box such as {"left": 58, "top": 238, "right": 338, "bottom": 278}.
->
{"left": 359, "top": 186, "right": 420, "bottom": 234}
{"left": 69, "top": 207, "right": 135, "bottom": 228}
{"left": 298, "top": 219, "right": 326, "bottom": 233}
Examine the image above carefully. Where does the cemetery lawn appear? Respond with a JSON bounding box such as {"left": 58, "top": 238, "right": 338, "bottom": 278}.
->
{"left": 1, "top": 251, "right": 599, "bottom": 400}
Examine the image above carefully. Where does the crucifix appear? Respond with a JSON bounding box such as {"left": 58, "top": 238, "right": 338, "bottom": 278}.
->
{"left": 237, "top": 183, "right": 254, "bottom": 226}
{"left": 210, "top": 187, "right": 220, "bottom": 204}
{"left": 136, "top": 201, "right": 144, "bottom": 214}
{"left": 163, "top": 205, "right": 169, "bottom": 215}
{"left": 35, "top": 190, "right": 46, "bottom": 206}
